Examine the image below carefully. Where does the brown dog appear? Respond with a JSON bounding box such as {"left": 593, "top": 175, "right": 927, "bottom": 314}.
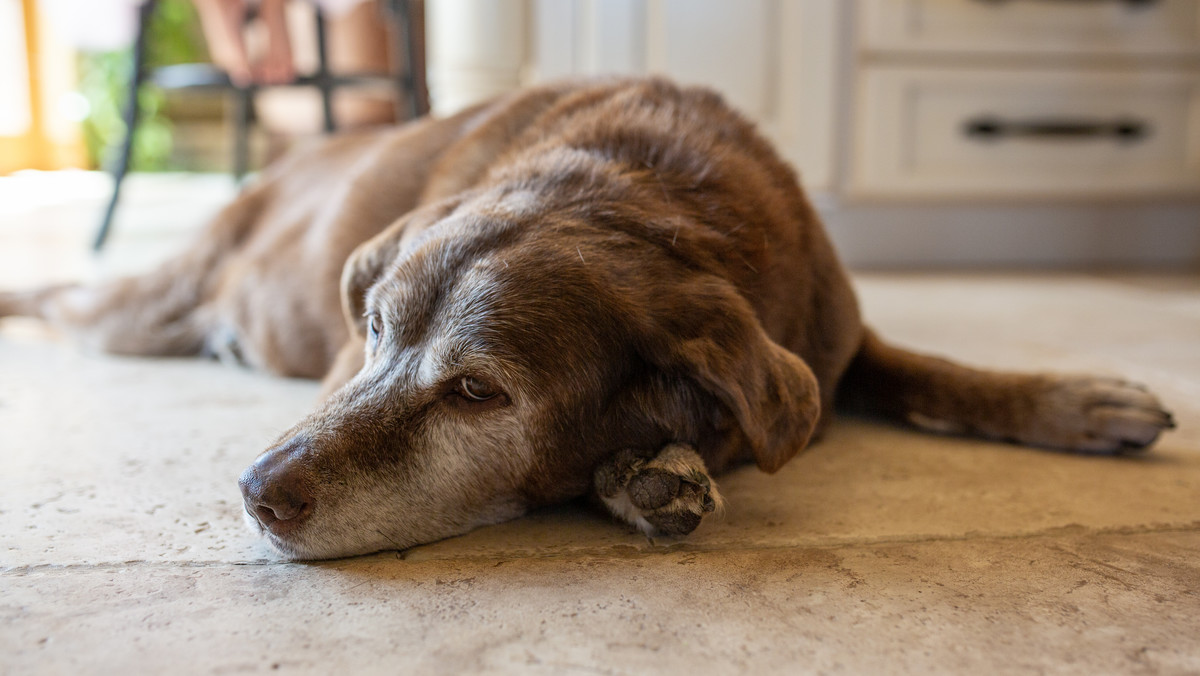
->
{"left": 0, "top": 78, "right": 1175, "bottom": 558}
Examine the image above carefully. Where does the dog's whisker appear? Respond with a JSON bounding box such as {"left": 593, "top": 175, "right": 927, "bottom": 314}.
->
{"left": 375, "top": 529, "right": 406, "bottom": 554}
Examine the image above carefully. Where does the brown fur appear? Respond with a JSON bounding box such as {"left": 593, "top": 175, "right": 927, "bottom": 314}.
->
{"left": 0, "top": 78, "right": 1174, "bottom": 558}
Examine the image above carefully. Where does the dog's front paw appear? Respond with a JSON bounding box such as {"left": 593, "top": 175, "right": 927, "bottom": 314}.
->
{"left": 1028, "top": 376, "right": 1175, "bottom": 454}
{"left": 594, "top": 444, "right": 723, "bottom": 537}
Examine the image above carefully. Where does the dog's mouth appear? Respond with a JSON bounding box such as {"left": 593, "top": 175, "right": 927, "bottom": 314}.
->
{"left": 241, "top": 507, "right": 315, "bottom": 557}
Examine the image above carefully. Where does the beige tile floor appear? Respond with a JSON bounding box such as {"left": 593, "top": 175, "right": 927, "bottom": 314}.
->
{"left": 1, "top": 173, "right": 1198, "bottom": 674}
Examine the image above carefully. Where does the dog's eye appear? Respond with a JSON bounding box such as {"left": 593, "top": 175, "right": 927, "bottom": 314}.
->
{"left": 458, "top": 376, "right": 499, "bottom": 402}
{"left": 366, "top": 312, "right": 382, "bottom": 344}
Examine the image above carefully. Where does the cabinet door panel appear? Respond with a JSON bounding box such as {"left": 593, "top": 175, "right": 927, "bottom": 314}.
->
{"left": 850, "top": 66, "right": 1200, "bottom": 198}
{"left": 860, "top": 0, "right": 1200, "bottom": 56}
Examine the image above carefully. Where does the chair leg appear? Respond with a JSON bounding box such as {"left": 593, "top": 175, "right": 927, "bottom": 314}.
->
{"left": 94, "top": 0, "right": 156, "bottom": 251}
{"left": 401, "top": 0, "right": 427, "bottom": 117}
{"left": 232, "top": 86, "right": 253, "bottom": 182}
{"left": 384, "top": 0, "right": 422, "bottom": 120}
{"left": 314, "top": 8, "right": 335, "bottom": 133}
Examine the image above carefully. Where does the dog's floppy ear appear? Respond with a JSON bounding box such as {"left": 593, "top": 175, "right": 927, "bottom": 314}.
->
{"left": 340, "top": 197, "right": 464, "bottom": 337}
{"left": 635, "top": 275, "right": 821, "bottom": 473}
{"left": 341, "top": 225, "right": 402, "bottom": 338}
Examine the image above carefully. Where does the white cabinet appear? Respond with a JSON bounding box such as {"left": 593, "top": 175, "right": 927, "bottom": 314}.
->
{"left": 851, "top": 0, "right": 1200, "bottom": 199}
{"left": 423, "top": 0, "right": 1200, "bottom": 265}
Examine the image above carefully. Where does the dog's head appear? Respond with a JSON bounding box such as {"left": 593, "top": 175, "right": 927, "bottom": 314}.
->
{"left": 238, "top": 187, "right": 821, "bottom": 558}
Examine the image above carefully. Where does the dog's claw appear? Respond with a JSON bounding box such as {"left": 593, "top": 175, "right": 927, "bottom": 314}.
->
{"left": 594, "top": 443, "right": 723, "bottom": 537}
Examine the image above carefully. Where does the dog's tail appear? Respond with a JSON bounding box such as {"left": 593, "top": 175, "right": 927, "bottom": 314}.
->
{"left": 836, "top": 328, "right": 1174, "bottom": 454}
{"left": 0, "top": 284, "right": 74, "bottom": 319}
{"left": 0, "top": 275, "right": 211, "bottom": 357}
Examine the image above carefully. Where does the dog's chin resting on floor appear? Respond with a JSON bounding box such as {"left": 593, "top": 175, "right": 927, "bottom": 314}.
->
{"left": 0, "top": 77, "right": 1175, "bottom": 559}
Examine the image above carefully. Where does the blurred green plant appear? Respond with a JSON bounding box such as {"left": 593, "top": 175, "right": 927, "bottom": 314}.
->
{"left": 77, "top": 0, "right": 209, "bottom": 171}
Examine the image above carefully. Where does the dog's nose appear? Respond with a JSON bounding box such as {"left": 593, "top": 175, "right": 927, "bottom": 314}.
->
{"left": 239, "top": 440, "right": 313, "bottom": 531}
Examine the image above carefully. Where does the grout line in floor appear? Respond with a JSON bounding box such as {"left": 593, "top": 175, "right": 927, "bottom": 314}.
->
{"left": 4, "top": 519, "right": 1197, "bottom": 576}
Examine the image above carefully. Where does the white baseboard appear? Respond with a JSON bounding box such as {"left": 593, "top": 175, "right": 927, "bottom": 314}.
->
{"left": 814, "top": 198, "right": 1200, "bottom": 269}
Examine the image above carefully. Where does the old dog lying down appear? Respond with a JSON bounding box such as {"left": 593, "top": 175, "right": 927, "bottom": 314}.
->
{"left": 0, "top": 78, "right": 1175, "bottom": 558}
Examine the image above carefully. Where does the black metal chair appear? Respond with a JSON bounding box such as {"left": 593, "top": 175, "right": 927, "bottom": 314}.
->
{"left": 93, "top": 0, "right": 426, "bottom": 250}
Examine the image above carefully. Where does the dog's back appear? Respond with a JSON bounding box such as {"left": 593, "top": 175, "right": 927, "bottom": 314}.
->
{"left": 0, "top": 102, "right": 482, "bottom": 377}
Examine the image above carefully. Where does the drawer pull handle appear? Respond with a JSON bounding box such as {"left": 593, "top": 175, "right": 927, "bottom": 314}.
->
{"left": 964, "top": 116, "right": 1150, "bottom": 142}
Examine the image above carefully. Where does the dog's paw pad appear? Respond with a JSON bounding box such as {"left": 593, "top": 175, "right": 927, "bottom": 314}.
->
{"left": 1037, "top": 376, "right": 1175, "bottom": 454}
{"left": 644, "top": 504, "right": 704, "bottom": 537}
{"left": 594, "top": 444, "right": 722, "bottom": 537}
{"left": 626, "top": 468, "right": 682, "bottom": 510}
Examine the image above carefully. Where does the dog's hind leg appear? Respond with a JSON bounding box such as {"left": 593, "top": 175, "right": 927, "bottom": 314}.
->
{"left": 836, "top": 329, "right": 1175, "bottom": 454}
{"left": 0, "top": 187, "right": 266, "bottom": 358}
{"left": 594, "top": 444, "right": 725, "bottom": 537}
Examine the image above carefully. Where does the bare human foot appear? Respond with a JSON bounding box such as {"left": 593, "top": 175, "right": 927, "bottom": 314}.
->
{"left": 253, "top": 0, "right": 296, "bottom": 84}
{"left": 194, "top": 0, "right": 253, "bottom": 86}
{"left": 194, "top": 0, "right": 295, "bottom": 86}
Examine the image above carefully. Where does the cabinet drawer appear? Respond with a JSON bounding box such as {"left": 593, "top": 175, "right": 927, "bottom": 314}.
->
{"left": 859, "top": 0, "right": 1200, "bottom": 57}
{"left": 849, "top": 67, "right": 1200, "bottom": 199}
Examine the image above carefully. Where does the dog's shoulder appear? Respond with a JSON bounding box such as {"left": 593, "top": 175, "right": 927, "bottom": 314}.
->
{"left": 419, "top": 78, "right": 772, "bottom": 199}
